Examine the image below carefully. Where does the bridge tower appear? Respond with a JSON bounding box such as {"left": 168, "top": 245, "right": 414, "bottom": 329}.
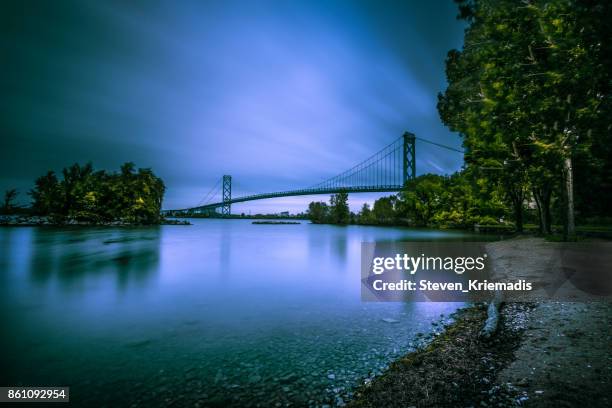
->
{"left": 403, "top": 132, "right": 416, "bottom": 184}
{"left": 222, "top": 175, "right": 232, "bottom": 216}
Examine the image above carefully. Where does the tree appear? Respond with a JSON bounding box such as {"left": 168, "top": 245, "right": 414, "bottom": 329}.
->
{"left": 372, "top": 196, "right": 396, "bottom": 224}
{"left": 439, "top": 0, "right": 612, "bottom": 239}
{"left": 359, "top": 203, "right": 375, "bottom": 224}
{"left": 329, "top": 192, "right": 350, "bottom": 224}
{"left": 2, "top": 189, "right": 17, "bottom": 213}
{"left": 30, "top": 171, "right": 61, "bottom": 215}
{"left": 398, "top": 174, "right": 447, "bottom": 226}
{"left": 307, "top": 201, "right": 329, "bottom": 224}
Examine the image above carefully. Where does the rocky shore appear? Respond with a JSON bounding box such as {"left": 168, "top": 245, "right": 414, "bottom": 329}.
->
{"left": 350, "top": 237, "right": 611, "bottom": 407}
{"left": 0, "top": 215, "right": 190, "bottom": 226}
{"left": 350, "top": 300, "right": 611, "bottom": 407}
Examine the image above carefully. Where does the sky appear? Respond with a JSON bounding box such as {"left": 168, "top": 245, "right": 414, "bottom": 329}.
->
{"left": 1, "top": 0, "right": 466, "bottom": 214}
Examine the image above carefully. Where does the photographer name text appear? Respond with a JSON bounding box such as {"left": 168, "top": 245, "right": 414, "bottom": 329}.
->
{"left": 371, "top": 279, "right": 532, "bottom": 292}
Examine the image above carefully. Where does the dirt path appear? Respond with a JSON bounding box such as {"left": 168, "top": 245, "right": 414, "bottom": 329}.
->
{"left": 497, "top": 301, "right": 611, "bottom": 407}
{"left": 488, "top": 237, "right": 612, "bottom": 407}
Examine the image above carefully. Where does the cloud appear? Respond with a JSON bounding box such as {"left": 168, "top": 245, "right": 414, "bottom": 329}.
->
{"left": 0, "top": 1, "right": 465, "bottom": 212}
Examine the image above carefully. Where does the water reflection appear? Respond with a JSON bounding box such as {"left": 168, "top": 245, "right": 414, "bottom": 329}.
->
{"left": 219, "top": 223, "right": 232, "bottom": 273}
{"left": 26, "top": 228, "right": 161, "bottom": 290}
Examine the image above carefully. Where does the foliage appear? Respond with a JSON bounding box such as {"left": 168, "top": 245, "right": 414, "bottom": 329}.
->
{"left": 359, "top": 203, "right": 375, "bottom": 224}
{"left": 307, "top": 192, "right": 350, "bottom": 225}
{"left": 395, "top": 172, "right": 506, "bottom": 228}
{"left": 437, "top": 0, "right": 612, "bottom": 238}
{"left": 307, "top": 201, "right": 329, "bottom": 224}
{"left": 329, "top": 192, "right": 350, "bottom": 224}
{"left": 350, "top": 172, "right": 508, "bottom": 229}
{"left": 29, "top": 162, "right": 165, "bottom": 224}
{"left": 2, "top": 189, "right": 18, "bottom": 214}
{"left": 372, "top": 196, "right": 396, "bottom": 224}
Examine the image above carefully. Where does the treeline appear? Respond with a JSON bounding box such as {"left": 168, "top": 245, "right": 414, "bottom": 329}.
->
{"left": 29, "top": 162, "right": 165, "bottom": 224}
{"left": 361, "top": 171, "right": 505, "bottom": 228}
{"left": 307, "top": 171, "right": 506, "bottom": 228}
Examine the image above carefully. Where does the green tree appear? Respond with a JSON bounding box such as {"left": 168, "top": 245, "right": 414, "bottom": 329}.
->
{"left": 439, "top": 0, "right": 611, "bottom": 239}
{"left": 372, "top": 196, "right": 396, "bottom": 224}
{"left": 329, "top": 192, "right": 350, "bottom": 224}
{"left": 397, "top": 174, "right": 446, "bottom": 226}
{"left": 307, "top": 201, "right": 329, "bottom": 224}
{"left": 30, "top": 171, "right": 61, "bottom": 215}
{"left": 29, "top": 163, "right": 165, "bottom": 224}
{"left": 358, "top": 203, "right": 375, "bottom": 224}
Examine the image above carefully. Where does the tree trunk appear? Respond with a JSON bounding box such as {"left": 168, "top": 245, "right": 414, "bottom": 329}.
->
{"left": 533, "top": 186, "right": 552, "bottom": 235}
{"left": 533, "top": 190, "right": 543, "bottom": 233}
{"left": 505, "top": 179, "right": 525, "bottom": 233}
{"left": 509, "top": 189, "right": 524, "bottom": 233}
{"left": 543, "top": 189, "right": 552, "bottom": 235}
{"left": 563, "top": 156, "right": 576, "bottom": 240}
{"left": 514, "top": 199, "right": 524, "bottom": 233}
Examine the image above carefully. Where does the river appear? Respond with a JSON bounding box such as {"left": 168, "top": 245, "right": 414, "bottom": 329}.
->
{"left": 0, "top": 219, "right": 487, "bottom": 407}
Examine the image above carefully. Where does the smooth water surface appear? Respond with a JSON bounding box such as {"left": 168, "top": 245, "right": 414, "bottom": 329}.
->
{"left": 0, "top": 220, "right": 485, "bottom": 407}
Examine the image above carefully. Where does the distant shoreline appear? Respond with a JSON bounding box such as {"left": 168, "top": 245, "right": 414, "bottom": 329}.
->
{"left": 252, "top": 220, "right": 301, "bottom": 225}
{"left": 0, "top": 215, "right": 190, "bottom": 227}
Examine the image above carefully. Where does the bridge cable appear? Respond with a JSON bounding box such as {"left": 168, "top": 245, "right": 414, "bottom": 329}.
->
{"left": 415, "top": 136, "right": 464, "bottom": 153}
{"left": 195, "top": 177, "right": 222, "bottom": 207}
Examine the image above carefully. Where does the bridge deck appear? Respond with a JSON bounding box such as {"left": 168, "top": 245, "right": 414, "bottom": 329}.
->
{"left": 165, "top": 185, "right": 403, "bottom": 213}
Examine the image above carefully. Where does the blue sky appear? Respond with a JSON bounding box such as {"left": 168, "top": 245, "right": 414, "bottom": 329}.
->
{"left": 1, "top": 0, "right": 466, "bottom": 213}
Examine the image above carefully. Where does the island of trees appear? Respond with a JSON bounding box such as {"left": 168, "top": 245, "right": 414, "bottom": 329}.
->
{"left": 308, "top": 0, "right": 611, "bottom": 241}
{"left": 1, "top": 162, "right": 165, "bottom": 225}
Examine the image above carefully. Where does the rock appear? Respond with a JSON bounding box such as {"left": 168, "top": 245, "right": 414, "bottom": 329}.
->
{"left": 517, "top": 395, "right": 529, "bottom": 405}
{"left": 327, "top": 374, "right": 336, "bottom": 380}
{"left": 248, "top": 375, "right": 262, "bottom": 383}
{"left": 382, "top": 318, "right": 400, "bottom": 323}
{"left": 535, "top": 390, "right": 544, "bottom": 394}
{"left": 279, "top": 373, "right": 297, "bottom": 384}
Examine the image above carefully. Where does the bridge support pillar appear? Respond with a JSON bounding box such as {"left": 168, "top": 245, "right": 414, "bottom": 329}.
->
{"left": 403, "top": 132, "right": 416, "bottom": 184}
{"left": 222, "top": 175, "right": 232, "bottom": 216}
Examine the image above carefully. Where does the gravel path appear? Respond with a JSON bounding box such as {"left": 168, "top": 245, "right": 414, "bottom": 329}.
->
{"left": 497, "top": 301, "right": 612, "bottom": 407}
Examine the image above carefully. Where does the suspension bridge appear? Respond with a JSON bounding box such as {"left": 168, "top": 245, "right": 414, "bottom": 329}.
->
{"left": 163, "top": 132, "right": 463, "bottom": 216}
